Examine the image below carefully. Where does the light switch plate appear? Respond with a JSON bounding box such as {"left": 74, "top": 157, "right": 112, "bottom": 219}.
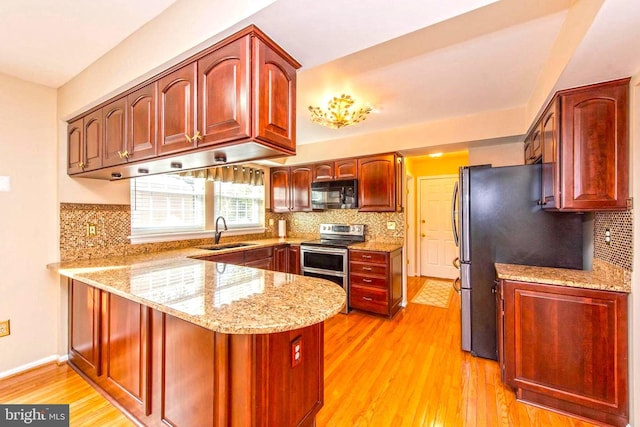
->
{"left": 0, "top": 176, "right": 10, "bottom": 192}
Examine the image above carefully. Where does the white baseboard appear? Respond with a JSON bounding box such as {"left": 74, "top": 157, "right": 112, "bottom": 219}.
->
{"left": 0, "top": 354, "right": 66, "bottom": 380}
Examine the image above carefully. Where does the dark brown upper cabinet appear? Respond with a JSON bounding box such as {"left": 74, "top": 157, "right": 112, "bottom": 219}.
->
{"left": 270, "top": 166, "right": 312, "bottom": 213}
{"left": 158, "top": 63, "right": 198, "bottom": 155}
{"left": 68, "top": 111, "right": 103, "bottom": 174}
{"left": 358, "top": 154, "right": 400, "bottom": 212}
{"left": 253, "top": 37, "right": 297, "bottom": 152}
{"left": 197, "top": 35, "right": 251, "bottom": 147}
{"left": 67, "top": 25, "right": 300, "bottom": 179}
{"left": 529, "top": 78, "right": 630, "bottom": 211}
{"left": 127, "top": 83, "right": 158, "bottom": 162}
{"left": 312, "top": 158, "right": 357, "bottom": 182}
{"left": 102, "top": 97, "right": 128, "bottom": 167}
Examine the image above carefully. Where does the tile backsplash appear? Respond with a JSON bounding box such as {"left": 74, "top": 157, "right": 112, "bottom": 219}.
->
{"left": 271, "top": 210, "right": 404, "bottom": 242}
{"left": 60, "top": 204, "right": 403, "bottom": 261}
{"left": 593, "top": 210, "right": 633, "bottom": 271}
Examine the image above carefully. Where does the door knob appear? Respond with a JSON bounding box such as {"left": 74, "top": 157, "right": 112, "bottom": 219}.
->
{"left": 421, "top": 233, "right": 425, "bottom": 237}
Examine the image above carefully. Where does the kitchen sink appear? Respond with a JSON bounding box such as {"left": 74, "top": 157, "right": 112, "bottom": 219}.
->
{"left": 198, "top": 243, "right": 256, "bottom": 251}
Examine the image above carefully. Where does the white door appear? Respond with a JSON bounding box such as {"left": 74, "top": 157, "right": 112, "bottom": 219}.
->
{"left": 418, "top": 175, "right": 458, "bottom": 279}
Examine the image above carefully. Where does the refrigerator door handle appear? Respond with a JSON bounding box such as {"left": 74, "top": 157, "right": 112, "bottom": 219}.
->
{"left": 451, "top": 181, "right": 459, "bottom": 247}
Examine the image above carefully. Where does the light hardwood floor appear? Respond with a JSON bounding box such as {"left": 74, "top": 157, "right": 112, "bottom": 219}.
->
{"left": 0, "top": 277, "right": 597, "bottom": 426}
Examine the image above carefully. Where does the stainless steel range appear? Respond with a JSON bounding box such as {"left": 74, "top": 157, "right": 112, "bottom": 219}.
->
{"left": 300, "top": 224, "right": 365, "bottom": 314}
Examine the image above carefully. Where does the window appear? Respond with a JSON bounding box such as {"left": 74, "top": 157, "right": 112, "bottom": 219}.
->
{"left": 213, "top": 181, "right": 265, "bottom": 229}
{"left": 131, "top": 174, "right": 205, "bottom": 235}
{"left": 129, "top": 166, "right": 266, "bottom": 241}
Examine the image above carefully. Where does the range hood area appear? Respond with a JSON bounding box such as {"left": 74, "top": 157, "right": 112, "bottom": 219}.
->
{"left": 66, "top": 25, "right": 300, "bottom": 180}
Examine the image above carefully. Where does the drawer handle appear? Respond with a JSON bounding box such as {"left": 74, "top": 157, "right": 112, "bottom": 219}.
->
{"left": 361, "top": 255, "right": 372, "bottom": 259}
{"left": 363, "top": 297, "right": 373, "bottom": 301}
{"left": 362, "top": 278, "right": 372, "bottom": 283}
{"left": 362, "top": 267, "right": 372, "bottom": 271}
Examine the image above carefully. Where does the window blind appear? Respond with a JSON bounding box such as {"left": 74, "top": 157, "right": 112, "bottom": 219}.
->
{"left": 131, "top": 174, "right": 206, "bottom": 235}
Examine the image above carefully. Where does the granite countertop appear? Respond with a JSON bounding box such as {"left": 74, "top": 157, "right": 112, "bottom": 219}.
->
{"left": 495, "top": 261, "right": 631, "bottom": 293}
{"left": 348, "top": 241, "right": 403, "bottom": 252}
{"left": 48, "top": 238, "right": 345, "bottom": 334}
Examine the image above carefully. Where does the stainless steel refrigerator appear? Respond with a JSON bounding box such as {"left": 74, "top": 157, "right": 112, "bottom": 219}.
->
{"left": 452, "top": 164, "right": 583, "bottom": 360}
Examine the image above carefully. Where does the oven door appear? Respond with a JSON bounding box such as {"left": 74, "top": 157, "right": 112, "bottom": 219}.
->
{"left": 301, "top": 246, "right": 347, "bottom": 274}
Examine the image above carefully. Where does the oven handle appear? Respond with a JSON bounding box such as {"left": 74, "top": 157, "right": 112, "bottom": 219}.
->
{"left": 300, "top": 246, "right": 348, "bottom": 256}
{"left": 302, "top": 267, "right": 347, "bottom": 278}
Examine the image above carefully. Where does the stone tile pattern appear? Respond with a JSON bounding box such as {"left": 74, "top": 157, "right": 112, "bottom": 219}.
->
{"left": 495, "top": 261, "right": 630, "bottom": 293}
{"left": 51, "top": 246, "right": 346, "bottom": 334}
{"left": 273, "top": 210, "right": 404, "bottom": 242}
{"left": 61, "top": 203, "right": 272, "bottom": 261}
{"left": 593, "top": 210, "right": 633, "bottom": 271}
{"left": 61, "top": 204, "right": 402, "bottom": 261}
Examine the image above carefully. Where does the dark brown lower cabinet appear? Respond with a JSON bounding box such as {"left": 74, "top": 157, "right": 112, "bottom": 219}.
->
{"left": 498, "top": 279, "right": 628, "bottom": 427}
{"left": 69, "top": 280, "right": 324, "bottom": 426}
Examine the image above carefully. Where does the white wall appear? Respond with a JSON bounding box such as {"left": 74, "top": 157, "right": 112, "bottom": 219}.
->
{"left": 467, "top": 141, "right": 524, "bottom": 167}
{"left": 0, "top": 73, "right": 59, "bottom": 376}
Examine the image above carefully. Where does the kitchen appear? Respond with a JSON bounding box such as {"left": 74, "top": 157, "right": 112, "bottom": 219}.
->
{"left": 0, "top": 0, "right": 639, "bottom": 426}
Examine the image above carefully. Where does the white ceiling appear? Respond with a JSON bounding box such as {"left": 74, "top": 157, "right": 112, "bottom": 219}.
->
{"left": 1, "top": 0, "right": 639, "bottom": 150}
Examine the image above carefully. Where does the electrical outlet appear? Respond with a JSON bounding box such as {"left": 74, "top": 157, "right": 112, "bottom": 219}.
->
{"left": 86, "top": 223, "right": 97, "bottom": 237}
{"left": 387, "top": 221, "right": 396, "bottom": 230}
{"left": 0, "top": 320, "right": 10, "bottom": 337}
{"left": 291, "top": 336, "right": 302, "bottom": 368}
{"left": 605, "top": 228, "right": 611, "bottom": 245}
{"left": 268, "top": 218, "right": 275, "bottom": 226}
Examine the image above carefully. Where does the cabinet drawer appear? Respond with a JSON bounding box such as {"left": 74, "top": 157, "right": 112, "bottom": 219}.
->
{"left": 244, "top": 247, "right": 273, "bottom": 262}
{"left": 349, "top": 250, "right": 387, "bottom": 264}
{"left": 350, "top": 274, "right": 387, "bottom": 289}
{"left": 350, "top": 263, "right": 387, "bottom": 277}
{"left": 349, "top": 285, "right": 388, "bottom": 315}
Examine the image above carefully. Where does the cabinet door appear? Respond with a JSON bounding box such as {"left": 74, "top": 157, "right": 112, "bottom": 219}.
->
{"left": 335, "top": 159, "right": 357, "bottom": 180}
{"left": 103, "top": 293, "right": 151, "bottom": 415}
{"left": 67, "top": 118, "right": 84, "bottom": 174}
{"left": 83, "top": 110, "right": 103, "bottom": 171}
{"left": 252, "top": 37, "right": 297, "bottom": 152}
{"left": 273, "top": 245, "right": 288, "bottom": 272}
{"left": 541, "top": 99, "right": 559, "bottom": 208}
{"left": 270, "top": 167, "right": 291, "bottom": 213}
{"left": 158, "top": 64, "right": 197, "bottom": 155}
{"left": 503, "top": 280, "right": 628, "bottom": 420}
{"left": 288, "top": 245, "right": 300, "bottom": 275}
{"left": 358, "top": 154, "right": 396, "bottom": 212}
{"left": 103, "top": 97, "right": 128, "bottom": 167}
{"left": 128, "top": 83, "right": 157, "bottom": 161}
{"left": 70, "top": 280, "right": 101, "bottom": 377}
{"left": 290, "top": 166, "right": 312, "bottom": 212}
{"left": 312, "top": 162, "right": 334, "bottom": 182}
{"left": 560, "top": 80, "right": 629, "bottom": 210}
{"left": 198, "top": 35, "right": 251, "bottom": 147}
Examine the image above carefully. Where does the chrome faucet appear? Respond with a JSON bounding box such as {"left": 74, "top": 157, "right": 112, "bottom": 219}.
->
{"left": 214, "top": 216, "right": 228, "bottom": 244}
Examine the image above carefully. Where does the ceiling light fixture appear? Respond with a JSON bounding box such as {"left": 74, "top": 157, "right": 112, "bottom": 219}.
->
{"left": 308, "top": 94, "right": 373, "bottom": 129}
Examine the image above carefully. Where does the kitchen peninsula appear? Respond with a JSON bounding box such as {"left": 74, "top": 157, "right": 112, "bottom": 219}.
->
{"left": 48, "top": 243, "right": 345, "bottom": 426}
